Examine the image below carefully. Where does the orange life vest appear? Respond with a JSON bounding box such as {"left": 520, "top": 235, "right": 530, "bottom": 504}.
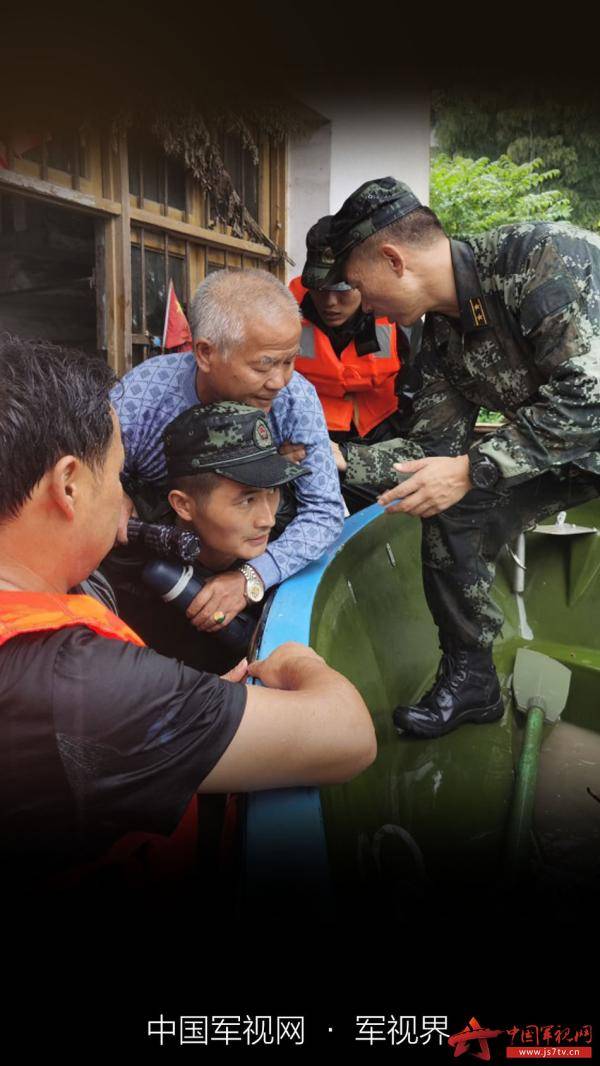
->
{"left": 290, "top": 277, "right": 401, "bottom": 437}
{"left": 0, "top": 590, "right": 199, "bottom": 888}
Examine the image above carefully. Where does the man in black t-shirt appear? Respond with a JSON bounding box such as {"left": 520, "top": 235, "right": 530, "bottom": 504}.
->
{"left": 0, "top": 336, "right": 376, "bottom": 886}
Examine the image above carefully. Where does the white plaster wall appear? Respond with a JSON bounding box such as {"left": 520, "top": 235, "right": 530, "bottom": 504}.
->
{"left": 287, "top": 88, "right": 430, "bottom": 281}
{"left": 286, "top": 117, "right": 332, "bottom": 278}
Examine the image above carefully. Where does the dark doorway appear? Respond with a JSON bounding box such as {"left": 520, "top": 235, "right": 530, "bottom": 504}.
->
{"left": 0, "top": 193, "right": 97, "bottom": 352}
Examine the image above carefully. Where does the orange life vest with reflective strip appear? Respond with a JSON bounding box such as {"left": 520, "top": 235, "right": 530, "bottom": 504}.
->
{"left": 289, "top": 277, "right": 401, "bottom": 437}
{"left": 0, "top": 590, "right": 199, "bottom": 888}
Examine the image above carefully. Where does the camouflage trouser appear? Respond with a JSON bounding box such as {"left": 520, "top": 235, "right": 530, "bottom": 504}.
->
{"left": 422, "top": 467, "right": 600, "bottom": 649}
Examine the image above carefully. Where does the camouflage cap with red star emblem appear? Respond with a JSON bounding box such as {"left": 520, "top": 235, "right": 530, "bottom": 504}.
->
{"left": 163, "top": 401, "right": 310, "bottom": 487}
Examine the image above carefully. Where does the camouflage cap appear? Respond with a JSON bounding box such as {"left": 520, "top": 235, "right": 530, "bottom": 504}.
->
{"left": 301, "top": 215, "right": 352, "bottom": 291}
{"left": 164, "top": 401, "right": 310, "bottom": 487}
{"left": 320, "top": 176, "right": 422, "bottom": 286}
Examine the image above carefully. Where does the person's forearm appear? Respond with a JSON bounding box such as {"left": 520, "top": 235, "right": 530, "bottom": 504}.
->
{"left": 297, "top": 663, "right": 376, "bottom": 782}
{"left": 345, "top": 438, "right": 426, "bottom": 490}
{"left": 274, "top": 653, "right": 344, "bottom": 692}
{"left": 202, "top": 655, "right": 376, "bottom": 793}
{"left": 256, "top": 650, "right": 366, "bottom": 711}
{"left": 248, "top": 648, "right": 376, "bottom": 782}
{"left": 275, "top": 656, "right": 375, "bottom": 753}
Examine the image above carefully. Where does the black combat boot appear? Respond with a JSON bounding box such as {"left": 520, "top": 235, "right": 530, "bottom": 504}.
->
{"left": 393, "top": 643, "right": 504, "bottom": 739}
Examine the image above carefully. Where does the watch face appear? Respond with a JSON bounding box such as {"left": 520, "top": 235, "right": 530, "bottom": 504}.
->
{"left": 472, "top": 458, "right": 499, "bottom": 489}
{"left": 246, "top": 579, "right": 264, "bottom": 603}
{"left": 240, "top": 566, "right": 264, "bottom": 602}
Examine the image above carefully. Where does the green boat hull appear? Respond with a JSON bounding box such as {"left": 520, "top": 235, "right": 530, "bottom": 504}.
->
{"left": 311, "top": 501, "right": 600, "bottom": 904}
{"left": 246, "top": 500, "right": 600, "bottom": 917}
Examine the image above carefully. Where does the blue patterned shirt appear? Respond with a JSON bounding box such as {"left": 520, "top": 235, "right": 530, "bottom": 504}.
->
{"left": 112, "top": 352, "right": 345, "bottom": 589}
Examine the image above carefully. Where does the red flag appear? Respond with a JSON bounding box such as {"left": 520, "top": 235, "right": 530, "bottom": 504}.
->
{"left": 0, "top": 134, "right": 45, "bottom": 167}
{"left": 162, "top": 279, "right": 192, "bottom": 351}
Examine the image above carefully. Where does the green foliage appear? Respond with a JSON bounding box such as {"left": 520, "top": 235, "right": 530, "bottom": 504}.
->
{"left": 431, "top": 154, "right": 572, "bottom": 236}
{"left": 477, "top": 408, "right": 505, "bottom": 425}
{"left": 433, "top": 89, "right": 600, "bottom": 230}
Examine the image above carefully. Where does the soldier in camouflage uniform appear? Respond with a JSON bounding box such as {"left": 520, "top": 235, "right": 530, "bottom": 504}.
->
{"left": 164, "top": 400, "right": 310, "bottom": 632}
{"left": 114, "top": 401, "right": 309, "bottom": 673}
{"left": 320, "top": 176, "right": 600, "bottom": 738}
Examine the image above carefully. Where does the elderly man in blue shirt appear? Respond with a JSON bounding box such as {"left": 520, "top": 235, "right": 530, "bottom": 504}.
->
{"left": 112, "top": 268, "right": 345, "bottom": 631}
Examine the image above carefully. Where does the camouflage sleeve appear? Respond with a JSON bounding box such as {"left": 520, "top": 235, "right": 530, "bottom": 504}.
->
{"left": 344, "top": 436, "right": 427, "bottom": 490}
{"left": 474, "top": 341, "right": 600, "bottom": 484}
{"left": 473, "top": 234, "right": 600, "bottom": 484}
{"left": 344, "top": 328, "right": 478, "bottom": 491}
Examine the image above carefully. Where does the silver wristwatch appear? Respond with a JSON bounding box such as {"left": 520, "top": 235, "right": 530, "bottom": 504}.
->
{"left": 238, "top": 563, "right": 265, "bottom": 603}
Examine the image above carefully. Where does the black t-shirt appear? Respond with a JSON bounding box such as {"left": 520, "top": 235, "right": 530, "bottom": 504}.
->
{"left": 0, "top": 625, "right": 247, "bottom": 874}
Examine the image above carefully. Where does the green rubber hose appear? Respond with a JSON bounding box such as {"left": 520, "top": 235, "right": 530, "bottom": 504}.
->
{"left": 505, "top": 704, "right": 545, "bottom": 879}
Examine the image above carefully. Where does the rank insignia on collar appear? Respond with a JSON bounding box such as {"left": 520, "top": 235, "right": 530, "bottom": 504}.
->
{"left": 469, "top": 297, "right": 488, "bottom": 327}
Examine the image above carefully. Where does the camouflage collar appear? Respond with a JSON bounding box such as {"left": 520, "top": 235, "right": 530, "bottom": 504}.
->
{"left": 450, "top": 239, "right": 493, "bottom": 334}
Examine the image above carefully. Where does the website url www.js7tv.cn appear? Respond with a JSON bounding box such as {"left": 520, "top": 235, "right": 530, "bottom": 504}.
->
{"left": 506, "top": 1049, "right": 592, "bottom": 1059}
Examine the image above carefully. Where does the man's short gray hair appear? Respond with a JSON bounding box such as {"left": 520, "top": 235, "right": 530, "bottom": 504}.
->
{"left": 189, "top": 268, "right": 300, "bottom": 354}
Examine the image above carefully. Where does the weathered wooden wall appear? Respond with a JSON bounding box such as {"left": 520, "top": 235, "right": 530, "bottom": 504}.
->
{"left": 0, "top": 127, "right": 287, "bottom": 375}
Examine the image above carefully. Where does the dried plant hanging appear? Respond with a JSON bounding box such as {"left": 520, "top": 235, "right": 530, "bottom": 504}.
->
{"left": 114, "top": 93, "right": 313, "bottom": 264}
